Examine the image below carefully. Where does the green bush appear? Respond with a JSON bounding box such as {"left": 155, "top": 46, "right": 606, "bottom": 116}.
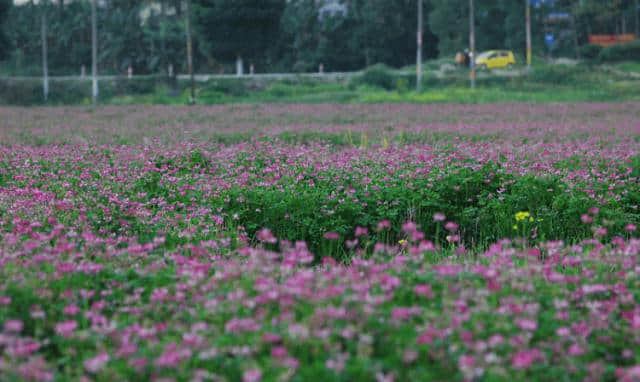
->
{"left": 528, "top": 65, "right": 591, "bottom": 86}
{"left": 578, "top": 44, "right": 603, "bottom": 61}
{"left": 352, "top": 64, "right": 395, "bottom": 90}
{"left": 0, "top": 78, "right": 44, "bottom": 105}
{"left": 598, "top": 41, "right": 640, "bottom": 62}
{"left": 213, "top": 163, "right": 637, "bottom": 257}
{"left": 201, "top": 78, "right": 248, "bottom": 97}
{"left": 0, "top": 78, "right": 91, "bottom": 105}
{"left": 0, "top": 76, "right": 171, "bottom": 105}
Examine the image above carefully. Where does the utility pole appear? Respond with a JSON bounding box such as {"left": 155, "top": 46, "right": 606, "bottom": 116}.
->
{"left": 185, "top": 0, "right": 195, "bottom": 104}
{"left": 416, "top": 0, "right": 423, "bottom": 92}
{"left": 526, "top": 0, "right": 532, "bottom": 69}
{"left": 469, "top": 0, "right": 476, "bottom": 89}
{"left": 41, "top": 4, "right": 49, "bottom": 102}
{"left": 91, "top": 0, "right": 98, "bottom": 105}
{"left": 633, "top": 0, "right": 640, "bottom": 38}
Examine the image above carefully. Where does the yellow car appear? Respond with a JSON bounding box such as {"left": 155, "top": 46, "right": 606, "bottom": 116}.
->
{"left": 475, "top": 50, "right": 516, "bottom": 70}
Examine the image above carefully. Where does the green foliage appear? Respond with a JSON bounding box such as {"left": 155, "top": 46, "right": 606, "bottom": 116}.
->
{"left": 598, "top": 41, "right": 640, "bottom": 63}
{"left": 0, "top": 76, "right": 170, "bottom": 105}
{"left": 211, "top": 163, "right": 637, "bottom": 257}
{"left": 0, "top": 0, "right": 10, "bottom": 60}
{"left": 429, "top": 0, "right": 513, "bottom": 56}
{"left": 201, "top": 79, "right": 249, "bottom": 97}
{"left": 528, "top": 65, "right": 593, "bottom": 86}
{"left": 578, "top": 44, "right": 603, "bottom": 61}
{"left": 194, "top": 0, "right": 286, "bottom": 65}
{"left": 352, "top": 64, "right": 396, "bottom": 90}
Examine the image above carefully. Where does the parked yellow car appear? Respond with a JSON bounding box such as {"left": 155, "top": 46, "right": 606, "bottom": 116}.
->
{"left": 475, "top": 50, "right": 516, "bottom": 70}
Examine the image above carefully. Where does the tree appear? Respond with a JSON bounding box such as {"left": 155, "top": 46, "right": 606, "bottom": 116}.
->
{"left": 278, "top": 0, "right": 321, "bottom": 72}
{"left": 278, "top": 0, "right": 438, "bottom": 73}
{"left": 0, "top": 0, "right": 11, "bottom": 60}
{"left": 141, "top": 0, "right": 185, "bottom": 74}
{"left": 354, "top": 0, "right": 438, "bottom": 68}
{"left": 430, "top": 0, "right": 508, "bottom": 57}
{"left": 194, "top": 0, "right": 286, "bottom": 75}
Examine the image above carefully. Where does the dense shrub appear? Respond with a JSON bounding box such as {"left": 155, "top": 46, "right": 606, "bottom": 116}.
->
{"left": 527, "top": 64, "right": 592, "bottom": 86}
{"left": 352, "top": 64, "right": 396, "bottom": 90}
{"left": 578, "top": 44, "right": 603, "bottom": 61}
{"left": 0, "top": 78, "right": 44, "bottom": 105}
{"left": 598, "top": 41, "right": 640, "bottom": 62}
{"left": 201, "top": 78, "right": 249, "bottom": 97}
{"left": 0, "top": 76, "right": 171, "bottom": 105}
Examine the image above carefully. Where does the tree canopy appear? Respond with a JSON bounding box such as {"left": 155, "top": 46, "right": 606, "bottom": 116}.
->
{"left": 0, "top": 0, "right": 636, "bottom": 75}
{"left": 194, "top": 0, "right": 287, "bottom": 68}
{"left": 0, "top": 0, "right": 11, "bottom": 60}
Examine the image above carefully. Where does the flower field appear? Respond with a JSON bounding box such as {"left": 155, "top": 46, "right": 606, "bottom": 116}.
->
{"left": 0, "top": 103, "right": 639, "bottom": 381}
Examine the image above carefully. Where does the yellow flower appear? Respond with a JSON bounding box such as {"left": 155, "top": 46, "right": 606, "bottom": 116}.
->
{"left": 398, "top": 239, "right": 407, "bottom": 246}
{"left": 515, "top": 211, "right": 531, "bottom": 222}
{"left": 512, "top": 225, "right": 518, "bottom": 231}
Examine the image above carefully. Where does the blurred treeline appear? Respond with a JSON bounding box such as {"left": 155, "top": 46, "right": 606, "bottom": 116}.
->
{"left": 0, "top": 0, "right": 637, "bottom": 75}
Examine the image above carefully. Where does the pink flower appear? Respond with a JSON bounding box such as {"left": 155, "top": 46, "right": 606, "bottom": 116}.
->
{"left": 243, "top": 368, "right": 262, "bottom": 382}
{"left": 433, "top": 212, "right": 446, "bottom": 222}
{"left": 262, "top": 332, "right": 281, "bottom": 343}
{"left": 18, "top": 357, "right": 53, "bottom": 381}
{"left": 512, "top": 349, "right": 541, "bottom": 369}
{"left": 377, "top": 220, "right": 391, "bottom": 231}
{"left": 616, "top": 365, "right": 640, "bottom": 382}
{"left": 84, "top": 352, "right": 109, "bottom": 374}
{"left": 7, "top": 340, "right": 40, "bottom": 357}
{"left": 225, "top": 318, "right": 260, "bottom": 333}
{"left": 402, "top": 221, "right": 417, "bottom": 233}
{"left": 355, "top": 226, "right": 368, "bottom": 237}
{"left": 625, "top": 223, "right": 637, "bottom": 232}
{"left": 568, "top": 343, "right": 585, "bottom": 356}
{"left": 516, "top": 318, "right": 538, "bottom": 331}
{"left": 271, "top": 346, "right": 288, "bottom": 359}
{"left": 55, "top": 320, "right": 78, "bottom": 338}
{"left": 444, "top": 221, "right": 459, "bottom": 232}
{"left": 154, "top": 343, "right": 192, "bottom": 367}
{"left": 63, "top": 304, "right": 80, "bottom": 315}
{"left": 488, "top": 334, "right": 504, "bottom": 347}
{"left": 257, "top": 228, "right": 277, "bottom": 243}
{"left": 323, "top": 232, "right": 340, "bottom": 240}
{"left": 594, "top": 227, "right": 607, "bottom": 237}
{"left": 458, "top": 355, "right": 475, "bottom": 372}
{"left": 413, "top": 284, "right": 433, "bottom": 298}
{"left": 3, "top": 319, "right": 23, "bottom": 333}
{"left": 581, "top": 214, "right": 593, "bottom": 224}
{"left": 150, "top": 287, "right": 169, "bottom": 302}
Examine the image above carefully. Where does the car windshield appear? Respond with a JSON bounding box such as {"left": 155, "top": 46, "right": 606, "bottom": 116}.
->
{"left": 476, "top": 52, "right": 494, "bottom": 59}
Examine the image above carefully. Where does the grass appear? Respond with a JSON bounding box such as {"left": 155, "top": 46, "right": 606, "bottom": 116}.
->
{"left": 3, "top": 61, "right": 639, "bottom": 106}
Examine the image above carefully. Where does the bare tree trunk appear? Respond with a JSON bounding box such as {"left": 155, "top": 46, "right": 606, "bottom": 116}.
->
{"left": 416, "top": 0, "right": 423, "bottom": 92}
{"left": 41, "top": 6, "right": 49, "bottom": 102}
{"left": 91, "top": 0, "right": 98, "bottom": 105}
{"left": 469, "top": 0, "right": 476, "bottom": 89}
{"left": 185, "top": 0, "right": 195, "bottom": 103}
{"left": 161, "top": 0, "right": 167, "bottom": 72}
{"left": 570, "top": 11, "right": 579, "bottom": 59}
{"left": 636, "top": 0, "right": 639, "bottom": 37}
{"left": 525, "top": 0, "right": 532, "bottom": 69}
